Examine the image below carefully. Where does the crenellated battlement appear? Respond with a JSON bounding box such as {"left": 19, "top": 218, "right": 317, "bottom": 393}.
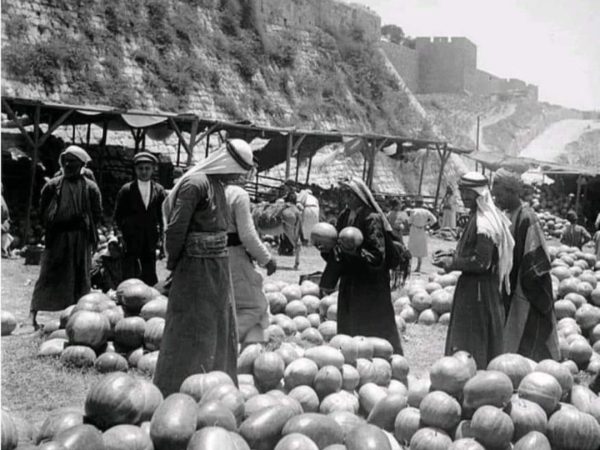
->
{"left": 384, "top": 36, "right": 538, "bottom": 99}
{"left": 254, "top": 0, "right": 381, "bottom": 42}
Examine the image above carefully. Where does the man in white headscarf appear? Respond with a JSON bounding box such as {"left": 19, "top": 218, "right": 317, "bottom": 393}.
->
{"left": 435, "top": 172, "right": 514, "bottom": 369}
{"left": 29, "top": 145, "right": 103, "bottom": 330}
{"left": 153, "top": 138, "right": 254, "bottom": 396}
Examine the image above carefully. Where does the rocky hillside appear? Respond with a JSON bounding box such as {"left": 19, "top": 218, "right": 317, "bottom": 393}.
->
{"left": 2, "top": 0, "right": 597, "bottom": 198}
{"left": 1, "top": 0, "right": 424, "bottom": 136}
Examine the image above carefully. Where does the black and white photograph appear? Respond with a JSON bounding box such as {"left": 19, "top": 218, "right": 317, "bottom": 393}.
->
{"left": 1, "top": 0, "right": 599, "bottom": 448}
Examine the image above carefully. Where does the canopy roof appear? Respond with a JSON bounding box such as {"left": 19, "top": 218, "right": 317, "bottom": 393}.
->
{"left": 1, "top": 96, "right": 473, "bottom": 171}
{"left": 466, "top": 150, "right": 600, "bottom": 178}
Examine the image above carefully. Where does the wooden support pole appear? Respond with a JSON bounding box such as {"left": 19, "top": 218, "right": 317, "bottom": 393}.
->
{"left": 72, "top": 124, "right": 76, "bottom": 143}
{"left": 24, "top": 104, "right": 41, "bottom": 244}
{"left": 176, "top": 138, "right": 182, "bottom": 166}
{"left": 366, "top": 139, "right": 377, "bottom": 189}
{"left": 285, "top": 133, "right": 293, "bottom": 181}
{"left": 187, "top": 119, "right": 198, "bottom": 165}
{"left": 142, "top": 130, "right": 146, "bottom": 152}
{"left": 433, "top": 144, "right": 450, "bottom": 210}
{"left": 295, "top": 152, "right": 300, "bottom": 183}
{"left": 99, "top": 121, "right": 108, "bottom": 188}
{"left": 417, "top": 149, "right": 429, "bottom": 195}
{"left": 305, "top": 152, "right": 313, "bottom": 185}
{"left": 205, "top": 132, "right": 210, "bottom": 158}
{"left": 168, "top": 118, "right": 191, "bottom": 155}
{"left": 86, "top": 122, "right": 92, "bottom": 148}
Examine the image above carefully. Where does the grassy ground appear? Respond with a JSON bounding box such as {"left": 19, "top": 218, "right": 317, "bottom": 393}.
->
{"left": 0, "top": 237, "right": 455, "bottom": 426}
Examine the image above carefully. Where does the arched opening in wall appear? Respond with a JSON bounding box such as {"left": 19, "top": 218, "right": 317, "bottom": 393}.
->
{"left": 284, "top": 18, "right": 287, "bottom": 26}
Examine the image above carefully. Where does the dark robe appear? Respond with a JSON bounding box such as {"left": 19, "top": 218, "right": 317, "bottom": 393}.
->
{"left": 320, "top": 206, "right": 402, "bottom": 354}
{"left": 113, "top": 180, "right": 166, "bottom": 286}
{"left": 153, "top": 173, "right": 238, "bottom": 396}
{"left": 445, "top": 213, "right": 504, "bottom": 369}
{"left": 503, "top": 205, "right": 559, "bottom": 361}
{"left": 31, "top": 175, "right": 102, "bottom": 311}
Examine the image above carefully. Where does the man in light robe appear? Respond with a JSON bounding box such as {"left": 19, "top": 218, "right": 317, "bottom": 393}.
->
{"left": 226, "top": 178, "right": 277, "bottom": 346}
{"left": 29, "top": 146, "right": 102, "bottom": 330}
{"left": 492, "top": 168, "right": 559, "bottom": 361}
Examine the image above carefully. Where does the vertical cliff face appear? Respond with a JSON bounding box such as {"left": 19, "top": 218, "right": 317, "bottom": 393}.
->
{"left": 1, "top": 0, "right": 424, "bottom": 137}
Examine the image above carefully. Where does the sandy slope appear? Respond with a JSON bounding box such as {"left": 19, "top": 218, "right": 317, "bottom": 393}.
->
{"left": 519, "top": 119, "right": 600, "bottom": 162}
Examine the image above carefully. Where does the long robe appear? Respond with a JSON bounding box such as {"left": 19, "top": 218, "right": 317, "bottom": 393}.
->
{"left": 445, "top": 213, "right": 504, "bottom": 369}
{"left": 298, "top": 192, "right": 320, "bottom": 242}
{"left": 226, "top": 185, "right": 271, "bottom": 344}
{"left": 441, "top": 193, "right": 458, "bottom": 229}
{"left": 503, "top": 205, "right": 560, "bottom": 361}
{"left": 320, "top": 206, "right": 402, "bottom": 354}
{"left": 31, "top": 176, "right": 102, "bottom": 311}
{"left": 408, "top": 208, "right": 437, "bottom": 258}
{"left": 153, "top": 173, "right": 238, "bottom": 396}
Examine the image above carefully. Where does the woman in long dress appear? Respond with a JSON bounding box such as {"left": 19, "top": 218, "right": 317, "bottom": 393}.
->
{"left": 437, "top": 172, "right": 515, "bottom": 369}
{"left": 153, "top": 139, "right": 254, "bottom": 396}
{"left": 408, "top": 198, "right": 437, "bottom": 272}
{"left": 440, "top": 186, "right": 458, "bottom": 229}
{"left": 319, "top": 177, "right": 402, "bottom": 354}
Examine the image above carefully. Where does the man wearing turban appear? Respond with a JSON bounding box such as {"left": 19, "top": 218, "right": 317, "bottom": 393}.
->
{"left": 153, "top": 139, "right": 254, "bottom": 396}
{"left": 29, "top": 145, "right": 103, "bottom": 330}
{"left": 435, "top": 172, "right": 514, "bottom": 368}
{"left": 492, "top": 168, "right": 559, "bottom": 361}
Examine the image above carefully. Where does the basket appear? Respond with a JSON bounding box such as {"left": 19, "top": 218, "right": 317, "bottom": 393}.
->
{"left": 299, "top": 271, "right": 323, "bottom": 285}
{"left": 24, "top": 245, "right": 44, "bottom": 265}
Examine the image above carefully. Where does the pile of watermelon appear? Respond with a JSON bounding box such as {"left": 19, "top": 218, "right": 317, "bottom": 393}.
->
{"left": 393, "top": 273, "right": 458, "bottom": 326}
{"left": 549, "top": 246, "right": 600, "bottom": 373}
{"left": 10, "top": 335, "right": 600, "bottom": 449}
{"left": 37, "top": 278, "right": 166, "bottom": 374}
{"left": 537, "top": 212, "right": 570, "bottom": 240}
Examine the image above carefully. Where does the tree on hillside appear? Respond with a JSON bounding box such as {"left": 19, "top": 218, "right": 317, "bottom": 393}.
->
{"left": 381, "top": 24, "right": 405, "bottom": 44}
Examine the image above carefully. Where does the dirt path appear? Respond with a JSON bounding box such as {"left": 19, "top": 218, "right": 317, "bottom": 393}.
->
{"left": 470, "top": 103, "right": 518, "bottom": 153}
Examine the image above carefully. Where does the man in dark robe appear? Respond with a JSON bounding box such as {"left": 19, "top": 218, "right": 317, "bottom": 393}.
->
{"left": 319, "top": 177, "right": 402, "bottom": 354}
{"left": 492, "top": 168, "right": 559, "bottom": 361}
{"left": 113, "top": 152, "right": 166, "bottom": 286}
{"left": 29, "top": 146, "right": 102, "bottom": 329}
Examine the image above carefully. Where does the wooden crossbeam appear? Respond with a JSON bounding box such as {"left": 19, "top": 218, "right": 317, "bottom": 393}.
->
{"left": 1, "top": 98, "right": 36, "bottom": 149}
{"left": 168, "top": 118, "right": 191, "bottom": 156}
{"left": 38, "top": 109, "right": 74, "bottom": 148}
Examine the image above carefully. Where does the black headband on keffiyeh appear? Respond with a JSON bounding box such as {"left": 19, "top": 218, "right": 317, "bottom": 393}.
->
{"left": 458, "top": 172, "right": 488, "bottom": 189}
